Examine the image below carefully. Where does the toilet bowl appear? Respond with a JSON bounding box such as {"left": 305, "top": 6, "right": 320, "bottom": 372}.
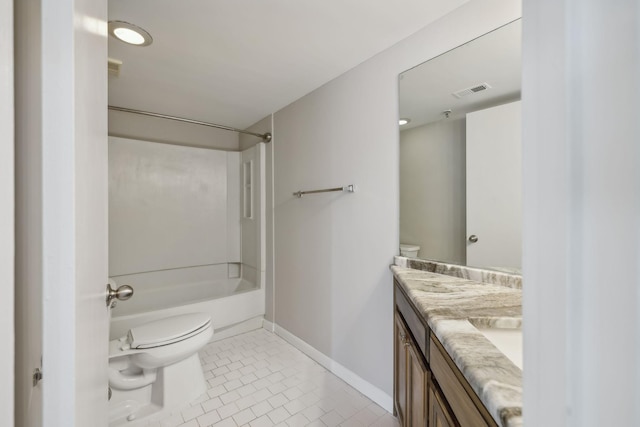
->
{"left": 400, "top": 244, "right": 420, "bottom": 258}
{"left": 108, "top": 313, "right": 213, "bottom": 426}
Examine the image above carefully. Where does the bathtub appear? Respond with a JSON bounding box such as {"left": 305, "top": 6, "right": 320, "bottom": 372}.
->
{"left": 109, "top": 263, "right": 265, "bottom": 340}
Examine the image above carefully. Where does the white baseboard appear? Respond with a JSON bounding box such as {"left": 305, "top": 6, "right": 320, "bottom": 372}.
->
{"left": 272, "top": 324, "right": 393, "bottom": 413}
{"left": 262, "top": 319, "right": 275, "bottom": 332}
{"left": 210, "top": 316, "right": 264, "bottom": 342}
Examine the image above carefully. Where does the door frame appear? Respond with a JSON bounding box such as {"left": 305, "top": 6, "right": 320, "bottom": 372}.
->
{"left": 14, "top": 0, "right": 109, "bottom": 425}
{"left": 0, "top": 0, "right": 14, "bottom": 422}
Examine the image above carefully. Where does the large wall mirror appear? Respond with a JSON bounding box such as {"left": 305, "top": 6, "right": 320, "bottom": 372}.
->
{"left": 399, "top": 19, "right": 522, "bottom": 272}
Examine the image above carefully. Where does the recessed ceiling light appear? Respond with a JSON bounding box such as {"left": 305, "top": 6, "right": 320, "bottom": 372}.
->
{"left": 399, "top": 118, "right": 411, "bottom": 126}
{"left": 108, "top": 21, "right": 153, "bottom": 46}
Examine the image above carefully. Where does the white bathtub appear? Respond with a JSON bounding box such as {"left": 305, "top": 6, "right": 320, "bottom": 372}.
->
{"left": 109, "top": 264, "right": 265, "bottom": 340}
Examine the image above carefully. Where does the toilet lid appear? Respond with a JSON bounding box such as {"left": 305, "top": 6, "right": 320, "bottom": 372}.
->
{"left": 400, "top": 244, "right": 420, "bottom": 251}
{"left": 129, "top": 313, "right": 212, "bottom": 349}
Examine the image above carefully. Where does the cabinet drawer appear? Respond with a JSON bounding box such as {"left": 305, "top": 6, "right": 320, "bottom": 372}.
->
{"left": 430, "top": 335, "right": 496, "bottom": 427}
{"left": 394, "top": 281, "right": 429, "bottom": 362}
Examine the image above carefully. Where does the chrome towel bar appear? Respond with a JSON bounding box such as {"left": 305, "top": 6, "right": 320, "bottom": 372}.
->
{"left": 293, "top": 184, "right": 355, "bottom": 198}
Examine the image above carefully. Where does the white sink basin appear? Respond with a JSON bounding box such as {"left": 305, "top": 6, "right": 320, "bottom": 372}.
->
{"left": 476, "top": 326, "right": 523, "bottom": 369}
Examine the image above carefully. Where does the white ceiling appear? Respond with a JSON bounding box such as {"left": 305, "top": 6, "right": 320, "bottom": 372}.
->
{"left": 399, "top": 19, "right": 521, "bottom": 130}
{"left": 108, "top": 0, "right": 469, "bottom": 129}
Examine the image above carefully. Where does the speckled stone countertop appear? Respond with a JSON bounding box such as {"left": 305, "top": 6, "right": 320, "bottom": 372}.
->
{"left": 391, "top": 262, "right": 523, "bottom": 427}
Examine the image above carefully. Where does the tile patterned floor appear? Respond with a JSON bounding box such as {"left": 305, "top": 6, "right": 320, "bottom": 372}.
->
{"left": 148, "top": 329, "right": 399, "bottom": 427}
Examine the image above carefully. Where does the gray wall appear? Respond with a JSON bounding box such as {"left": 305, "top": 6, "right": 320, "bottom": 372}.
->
{"left": 271, "top": 0, "right": 521, "bottom": 402}
{"left": 400, "top": 119, "right": 466, "bottom": 264}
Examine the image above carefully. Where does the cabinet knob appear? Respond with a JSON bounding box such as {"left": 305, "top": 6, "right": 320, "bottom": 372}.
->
{"left": 468, "top": 234, "right": 479, "bottom": 243}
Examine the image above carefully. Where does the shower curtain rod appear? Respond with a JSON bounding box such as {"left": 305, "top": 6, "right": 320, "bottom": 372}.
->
{"left": 108, "top": 105, "right": 272, "bottom": 143}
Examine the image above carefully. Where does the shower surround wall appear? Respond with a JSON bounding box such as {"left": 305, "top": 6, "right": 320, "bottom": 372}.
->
{"left": 109, "top": 137, "right": 238, "bottom": 274}
{"left": 108, "top": 137, "right": 264, "bottom": 331}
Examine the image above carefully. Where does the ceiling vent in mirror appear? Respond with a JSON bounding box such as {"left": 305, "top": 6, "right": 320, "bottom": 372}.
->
{"left": 108, "top": 58, "right": 122, "bottom": 77}
{"left": 452, "top": 82, "right": 492, "bottom": 99}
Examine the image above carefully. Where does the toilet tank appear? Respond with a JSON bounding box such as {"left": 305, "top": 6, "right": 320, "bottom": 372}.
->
{"left": 400, "top": 244, "right": 420, "bottom": 258}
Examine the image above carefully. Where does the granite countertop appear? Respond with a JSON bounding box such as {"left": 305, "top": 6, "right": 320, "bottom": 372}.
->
{"left": 391, "top": 263, "right": 523, "bottom": 427}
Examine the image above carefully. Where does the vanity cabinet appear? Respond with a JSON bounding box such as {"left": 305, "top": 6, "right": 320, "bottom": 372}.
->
{"left": 394, "top": 280, "right": 497, "bottom": 427}
{"left": 407, "top": 332, "right": 428, "bottom": 426}
{"left": 394, "top": 312, "right": 409, "bottom": 425}
{"left": 429, "top": 382, "right": 457, "bottom": 427}
{"left": 395, "top": 311, "right": 428, "bottom": 427}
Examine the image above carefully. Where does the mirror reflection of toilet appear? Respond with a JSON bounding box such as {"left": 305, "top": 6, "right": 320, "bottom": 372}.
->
{"left": 108, "top": 313, "right": 213, "bottom": 425}
{"left": 400, "top": 244, "right": 420, "bottom": 258}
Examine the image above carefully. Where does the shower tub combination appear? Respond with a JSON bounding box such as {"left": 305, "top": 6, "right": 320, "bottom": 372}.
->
{"left": 107, "top": 137, "right": 267, "bottom": 425}
{"left": 107, "top": 132, "right": 267, "bottom": 425}
{"left": 109, "top": 263, "right": 265, "bottom": 341}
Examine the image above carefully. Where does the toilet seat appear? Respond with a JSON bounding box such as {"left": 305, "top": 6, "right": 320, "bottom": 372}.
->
{"left": 129, "top": 313, "right": 212, "bottom": 349}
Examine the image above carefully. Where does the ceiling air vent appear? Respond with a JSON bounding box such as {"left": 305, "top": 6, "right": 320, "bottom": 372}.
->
{"left": 452, "top": 82, "right": 492, "bottom": 99}
{"left": 108, "top": 58, "right": 123, "bottom": 77}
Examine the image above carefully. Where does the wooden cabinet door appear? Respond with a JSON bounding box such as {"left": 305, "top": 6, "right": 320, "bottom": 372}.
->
{"left": 408, "top": 341, "right": 428, "bottom": 427}
{"left": 429, "top": 383, "right": 458, "bottom": 427}
{"left": 394, "top": 313, "right": 409, "bottom": 426}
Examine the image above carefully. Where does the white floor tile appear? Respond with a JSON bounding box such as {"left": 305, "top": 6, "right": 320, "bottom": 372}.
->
{"left": 233, "top": 408, "right": 257, "bottom": 426}
{"left": 196, "top": 409, "right": 221, "bottom": 426}
{"left": 300, "top": 405, "right": 324, "bottom": 422}
{"left": 334, "top": 402, "right": 359, "bottom": 420}
{"left": 283, "top": 387, "right": 303, "bottom": 401}
{"left": 235, "top": 395, "right": 257, "bottom": 411}
{"left": 160, "top": 413, "right": 184, "bottom": 427}
{"left": 218, "top": 402, "right": 241, "bottom": 419}
{"left": 220, "top": 390, "right": 242, "bottom": 405}
{"left": 212, "top": 417, "right": 237, "bottom": 427}
{"left": 267, "top": 393, "right": 288, "bottom": 408}
{"left": 284, "top": 413, "right": 309, "bottom": 426}
{"left": 267, "top": 407, "right": 290, "bottom": 424}
{"left": 251, "top": 400, "right": 273, "bottom": 418}
{"left": 319, "top": 410, "right": 344, "bottom": 427}
{"left": 249, "top": 415, "right": 275, "bottom": 427}
{"left": 181, "top": 404, "right": 204, "bottom": 422}
{"left": 365, "top": 404, "right": 386, "bottom": 418}
{"left": 267, "top": 383, "right": 287, "bottom": 395}
{"left": 154, "top": 329, "right": 396, "bottom": 427}
{"left": 241, "top": 373, "right": 259, "bottom": 384}
{"left": 250, "top": 388, "right": 273, "bottom": 403}
{"left": 370, "top": 414, "right": 400, "bottom": 427}
{"left": 283, "top": 398, "right": 306, "bottom": 415}
{"left": 237, "top": 384, "right": 258, "bottom": 397}
{"left": 226, "top": 370, "right": 243, "bottom": 381}
{"left": 350, "top": 408, "right": 382, "bottom": 426}
{"left": 202, "top": 397, "right": 224, "bottom": 413}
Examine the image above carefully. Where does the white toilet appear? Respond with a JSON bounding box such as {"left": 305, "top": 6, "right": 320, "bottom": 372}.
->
{"left": 400, "top": 244, "right": 420, "bottom": 258}
{"left": 108, "top": 313, "right": 213, "bottom": 426}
